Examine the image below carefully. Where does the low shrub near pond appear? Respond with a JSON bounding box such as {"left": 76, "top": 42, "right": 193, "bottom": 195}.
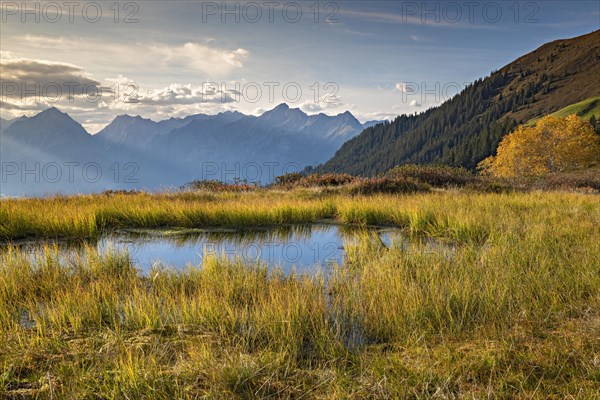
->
{"left": 273, "top": 172, "right": 304, "bottom": 187}
{"left": 385, "top": 164, "right": 476, "bottom": 187}
{"left": 183, "top": 164, "right": 599, "bottom": 195}
{"left": 348, "top": 177, "right": 430, "bottom": 195}
{"left": 535, "top": 168, "right": 600, "bottom": 192}
{"left": 181, "top": 179, "right": 258, "bottom": 192}
{"left": 274, "top": 173, "right": 357, "bottom": 189}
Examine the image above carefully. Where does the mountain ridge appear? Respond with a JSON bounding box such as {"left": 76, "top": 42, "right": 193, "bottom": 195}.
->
{"left": 316, "top": 30, "right": 600, "bottom": 176}
{"left": 1, "top": 104, "right": 367, "bottom": 195}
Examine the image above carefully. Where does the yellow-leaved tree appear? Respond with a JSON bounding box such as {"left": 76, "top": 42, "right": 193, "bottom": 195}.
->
{"left": 478, "top": 115, "right": 600, "bottom": 178}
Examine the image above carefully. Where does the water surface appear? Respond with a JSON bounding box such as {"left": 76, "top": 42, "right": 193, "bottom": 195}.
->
{"left": 8, "top": 224, "right": 403, "bottom": 275}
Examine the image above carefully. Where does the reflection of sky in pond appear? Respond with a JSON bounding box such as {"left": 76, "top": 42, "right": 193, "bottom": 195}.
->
{"left": 97, "top": 224, "right": 401, "bottom": 274}
{"left": 0, "top": 224, "right": 460, "bottom": 276}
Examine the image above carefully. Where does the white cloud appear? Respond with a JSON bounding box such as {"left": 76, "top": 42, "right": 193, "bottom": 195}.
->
{"left": 409, "top": 34, "right": 433, "bottom": 43}
{"left": 0, "top": 54, "right": 243, "bottom": 128}
{"left": 148, "top": 43, "right": 249, "bottom": 75}
{"left": 251, "top": 107, "right": 267, "bottom": 116}
{"left": 396, "top": 82, "right": 420, "bottom": 96}
{"left": 409, "top": 100, "right": 422, "bottom": 107}
{"left": 299, "top": 94, "right": 344, "bottom": 114}
{"left": 14, "top": 35, "right": 249, "bottom": 77}
{"left": 0, "top": 53, "right": 109, "bottom": 119}
{"left": 0, "top": 53, "right": 103, "bottom": 100}
{"left": 94, "top": 81, "right": 243, "bottom": 130}
{"left": 112, "top": 82, "right": 236, "bottom": 107}
{"left": 395, "top": 82, "right": 409, "bottom": 92}
{"left": 353, "top": 111, "right": 397, "bottom": 123}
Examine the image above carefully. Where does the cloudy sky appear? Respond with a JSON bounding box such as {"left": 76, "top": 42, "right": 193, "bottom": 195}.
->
{"left": 1, "top": 0, "right": 599, "bottom": 132}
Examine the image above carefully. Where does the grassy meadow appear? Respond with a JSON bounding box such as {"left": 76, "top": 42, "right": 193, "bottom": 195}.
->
{"left": 1, "top": 189, "right": 599, "bottom": 398}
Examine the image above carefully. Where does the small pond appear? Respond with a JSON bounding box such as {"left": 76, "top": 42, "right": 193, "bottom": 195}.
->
{"left": 6, "top": 224, "right": 406, "bottom": 275}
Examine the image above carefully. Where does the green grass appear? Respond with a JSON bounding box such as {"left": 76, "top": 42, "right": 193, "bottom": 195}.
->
{"left": 527, "top": 96, "right": 600, "bottom": 125}
{"left": 1, "top": 190, "right": 599, "bottom": 398}
{"left": 549, "top": 96, "right": 600, "bottom": 120}
{"left": 0, "top": 190, "right": 527, "bottom": 244}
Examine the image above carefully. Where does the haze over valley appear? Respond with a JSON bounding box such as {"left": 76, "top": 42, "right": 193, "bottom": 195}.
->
{"left": 1, "top": 104, "right": 377, "bottom": 195}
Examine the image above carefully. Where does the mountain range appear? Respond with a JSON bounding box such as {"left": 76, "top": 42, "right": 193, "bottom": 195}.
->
{"left": 0, "top": 105, "right": 375, "bottom": 196}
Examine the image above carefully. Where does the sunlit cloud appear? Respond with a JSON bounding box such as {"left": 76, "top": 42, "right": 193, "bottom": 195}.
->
{"left": 395, "top": 83, "right": 410, "bottom": 92}
{"left": 148, "top": 43, "right": 249, "bottom": 74}
{"left": 14, "top": 35, "right": 249, "bottom": 76}
{"left": 0, "top": 52, "right": 104, "bottom": 101}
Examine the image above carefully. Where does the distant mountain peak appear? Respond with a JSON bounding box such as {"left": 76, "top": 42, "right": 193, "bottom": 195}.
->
{"left": 113, "top": 114, "right": 148, "bottom": 122}
{"left": 273, "top": 103, "right": 290, "bottom": 111}
{"left": 3, "top": 106, "right": 89, "bottom": 146}
{"left": 264, "top": 103, "right": 305, "bottom": 115}
{"left": 35, "top": 107, "right": 81, "bottom": 125}
{"left": 217, "top": 110, "right": 244, "bottom": 118}
{"left": 40, "top": 106, "right": 64, "bottom": 116}
{"left": 337, "top": 110, "right": 360, "bottom": 123}
{"left": 258, "top": 103, "right": 309, "bottom": 129}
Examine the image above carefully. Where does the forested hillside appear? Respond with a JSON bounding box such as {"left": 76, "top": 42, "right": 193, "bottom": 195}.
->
{"left": 317, "top": 30, "right": 600, "bottom": 175}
